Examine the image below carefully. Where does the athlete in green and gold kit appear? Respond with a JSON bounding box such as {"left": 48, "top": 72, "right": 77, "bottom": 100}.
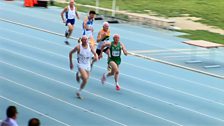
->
{"left": 99, "top": 34, "right": 128, "bottom": 91}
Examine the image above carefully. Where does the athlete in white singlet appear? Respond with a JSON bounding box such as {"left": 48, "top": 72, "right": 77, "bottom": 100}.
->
{"left": 69, "top": 35, "right": 98, "bottom": 99}
{"left": 61, "top": 0, "right": 79, "bottom": 45}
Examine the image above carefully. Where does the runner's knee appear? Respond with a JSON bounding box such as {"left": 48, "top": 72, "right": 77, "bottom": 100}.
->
{"left": 114, "top": 69, "right": 119, "bottom": 75}
{"left": 82, "top": 75, "right": 88, "bottom": 80}
{"left": 68, "top": 28, "right": 73, "bottom": 32}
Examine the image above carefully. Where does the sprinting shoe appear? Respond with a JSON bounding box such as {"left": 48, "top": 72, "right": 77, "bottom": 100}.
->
{"left": 65, "top": 40, "right": 70, "bottom": 45}
{"left": 76, "top": 92, "right": 82, "bottom": 99}
{"left": 65, "top": 30, "right": 69, "bottom": 37}
{"left": 101, "top": 73, "right": 106, "bottom": 84}
{"left": 76, "top": 72, "right": 80, "bottom": 83}
{"left": 116, "top": 84, "right": 120, "bottom": 91}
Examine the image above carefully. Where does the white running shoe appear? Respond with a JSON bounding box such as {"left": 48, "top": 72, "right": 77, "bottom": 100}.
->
{"left": 76, "top": 92, "right": 82, "bottom": 99}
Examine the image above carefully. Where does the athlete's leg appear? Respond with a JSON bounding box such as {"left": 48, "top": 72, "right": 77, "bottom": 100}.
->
{"left": 101, "top": 61, "right": 117, "bottom": 84}
{"left": 104, "top": 48, "right": 111, "bottom": 71}
{"left": 89, "top": 38, "right": 96, "bottom": 70}
{"left": 90, "top": 49, "right": 100, "bottom": 70}
{"left": 76, "top": 71, "right": 80, "bottom": 83}
{"left": 109, "top": 61, "right": 120, "bottom": 90}
{"left": 76, "top": 68, "right": 89, "bottom": 99}
{"left": 65, "top": 23, "right": 74, "bottom": 45}
{"left": 67, "top": 24, "right": 74, "bottom": 38}
{"left": 109, "top": 61, "right": 119, "bottom": 81}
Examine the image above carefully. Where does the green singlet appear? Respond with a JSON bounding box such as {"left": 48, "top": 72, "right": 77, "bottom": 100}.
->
{"left": 108, "top": 41, "right": 121, "bottom": 65}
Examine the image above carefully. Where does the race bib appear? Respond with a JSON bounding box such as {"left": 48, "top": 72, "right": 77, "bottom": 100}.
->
{"left": 79, "top": 56, "right": 90, "bottom": 64}
{"left": 112, "top": 51, "right": 120, "bottom": 56}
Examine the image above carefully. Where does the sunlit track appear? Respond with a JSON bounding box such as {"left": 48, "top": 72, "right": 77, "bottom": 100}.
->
{"left": 1, "top": 48, "right": 224, "bottom": 123}
{"left": 1, "top": 1, "right": 224, "bottom": 126}
{"left": 0, "top": 95, "right": 71, "bottom": 126}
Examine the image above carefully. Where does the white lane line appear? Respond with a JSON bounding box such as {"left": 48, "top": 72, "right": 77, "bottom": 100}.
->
{"left": 0, "top": 18, "right": 77, "bottom": 40}
{"left": 1, "top": 18, "right": 224, "bottom": 79}
{"left": 1, "top": 35, "right": 224, "bottom": 94}
{"left": 128, "top": 52, "right": 224, "bottom": 79}
{"left": 0, "top": 95, "right": 71, "bottom": 126}
{"left": 121, "top": 61, "right": 224, "bottom": 92}
{"left": 0, "top": 37, "right": 224, "bottom": 101}
{"left": 148, "top": 52, "right": 210, "bottom": 56}
{"left": 2, "top": 36, "right": 224, "bottom": 107}
{"left": 0, "top": 36, "right": 68, "bottom": 58}
{"left": 0, "top": 76, "right": 127, "bottom": 126}
{"left": 1, "top": 53, "right": 224, "bottom": 123}
{"left": 0, "top": 59, "right": 182, "bottom": 126}
{"left": 162, "top": 55, "right": 210, "bottom": 59}
{"left": 1, "top": 37, "right": 224, "bottom": 103}
{"left": 0, "top": 28, "right": 70, "bottom": 49}
{"left": 1, "top": 7, "right": 63, "bottom": 24}
{"left": 1, "top": 28, "right": 224, "bottom": 94}
{"left": 129, "top": 49, "right": 206, "bottom": 53}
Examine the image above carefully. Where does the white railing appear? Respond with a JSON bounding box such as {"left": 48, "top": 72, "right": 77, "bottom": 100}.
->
{"left": 55, "top": 0, "right": 175, "bottom": 29}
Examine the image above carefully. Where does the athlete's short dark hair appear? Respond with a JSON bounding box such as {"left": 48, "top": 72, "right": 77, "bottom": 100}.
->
{"left": 89, "top": 10, "right": 96, "bottom": 15}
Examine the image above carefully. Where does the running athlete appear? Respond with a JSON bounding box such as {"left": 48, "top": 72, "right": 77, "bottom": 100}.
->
{"left": 96, "top": 22, "right": 110, "bottom": 56}
{"left": 61, "top": 0, "right": 79, "bottom": 45}
{"left": 69, "top": 35, "right": 98, "bottom": 99}
{"left": 82, "top": 10, "right": 96, "bottom": 47}
{"left": 99, "top": 34, "right": 128, "bottom": 91}
{"left": 91, "top": 22, "right": 110, "bottom": 69}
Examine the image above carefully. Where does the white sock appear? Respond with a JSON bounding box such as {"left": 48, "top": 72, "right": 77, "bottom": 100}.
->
{"left": 78, "top": 89, "right": 82, "bottom": 93}
{"left": 115, "top": 81, "right": 119, "bottom": 86}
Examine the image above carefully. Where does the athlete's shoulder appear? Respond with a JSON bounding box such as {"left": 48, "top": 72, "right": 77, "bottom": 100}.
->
{"left": 99, "top": 29, "right": 104, "bottom": 33}
{"left": 63, "top": 6, "right": 69, "bottom": 11}
{"left": 75, "top": 44, "right": 81, "bottom": 50}
{"left": 119, "top": 42, "right": 125, "bottom": 48}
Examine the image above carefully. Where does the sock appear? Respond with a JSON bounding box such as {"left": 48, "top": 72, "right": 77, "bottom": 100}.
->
{"left": 78, "top": 89, "right": 82, "bottom": 93}
{"left": 115, "top": 81, "right": 119, "bottom": 86}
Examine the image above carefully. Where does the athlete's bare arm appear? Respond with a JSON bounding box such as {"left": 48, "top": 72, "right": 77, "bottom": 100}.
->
{"left": 99, "top": 42, "right": 111, "bottom": 59}
{"left": 90, "top": 45, "right": 98, "bottom": 60}
{"left": 75, "top": 7, "right": 80, "bottom": 19}
{"left": 121, "top": 42, "right": 128, "bottom": 56}
{"left": 69, "top": 45, "right": 80, "bottom": 70}
{"left": 96, "top": 32, "right": 102, "bottom": 43}
{"left": 61, "top": 7, "right": 68, "bottom": 23}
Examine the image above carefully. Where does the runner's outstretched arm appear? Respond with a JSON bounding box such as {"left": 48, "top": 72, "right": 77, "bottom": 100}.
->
{"left": 99, "top": 42, "right": 111, "bottom": 59}
{"left": 121, "top": 42, "right": 128, "bottom": 56}
{"left": 75, "top": 7, "right": 80, "bottom": 19}
{"left": 69, "top": 46, "right": 79, "bottom": 70}
{"left": 90, "top": 45, "right": 98, "bottom": 60}
{"left": 61, "top": 7, "right": 68, "bottom": 23}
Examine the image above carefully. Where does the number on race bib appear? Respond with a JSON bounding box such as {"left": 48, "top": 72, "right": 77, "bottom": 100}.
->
{"left": 112, "top": 51, "right": 120, "bottom": 56}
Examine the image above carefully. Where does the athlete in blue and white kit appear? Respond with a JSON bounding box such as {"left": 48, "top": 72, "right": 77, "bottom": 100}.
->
{"left": 61, "top": 0, "right": 79, "bottom": 45}
{"left": 69, "top": 35, "right": 98, "bottom": 99}
{"left": 82, "top": 10, "right": 96, "bottom": 47}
